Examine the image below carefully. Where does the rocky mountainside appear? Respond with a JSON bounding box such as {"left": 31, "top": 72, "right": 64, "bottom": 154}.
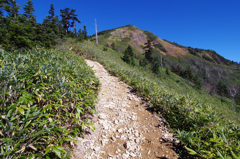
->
{"left": 91, "top": 25, "right": 239, "bottom": 67}
{"left": 90, "top": 25, "right": 240, "bottom": 112}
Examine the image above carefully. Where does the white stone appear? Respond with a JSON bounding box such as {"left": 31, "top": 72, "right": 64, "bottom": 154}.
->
{"left": 130, "top": 153, "right": 136, "bottom": 157}
{"left": 117, "top": 129, "right": 123, "bottom": 133}
{"left": 135, "top": 138, "right": 140, "bottom": 143}
{"left": 103, "top": 123, "right": 109, "bottom": 130}
{"left": 93, "top": 147, "right": 100, "bottom": 151}
{"left": 134, "top": 132, "right": 139, "bottom": 137}
{"left": 114, "top": 120, "right": 119, "bottom": 124}
{"left": 124, "top": 141, "right": 130, "bottom": 149}
{"left": 120, "top": 135, "right": 126, "bottom": 140}
{"left": 122, "top": 153, "right": 129, "bottom": 158}
{"left": 116, "top": 149, "right": 121, "bottom": 153}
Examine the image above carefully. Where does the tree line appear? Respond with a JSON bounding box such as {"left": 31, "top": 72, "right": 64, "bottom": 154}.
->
{"left": 0, "top": 0, "right": 88, "bottom": 50}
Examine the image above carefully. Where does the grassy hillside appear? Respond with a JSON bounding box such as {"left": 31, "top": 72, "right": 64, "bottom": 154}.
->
{"left": 0, "top": 47, "right": 99, "bottom": 158}
{"left": 90, "top": 25, "right": 240, "bottom": 113}
{"left": 68, "top": 39, "right": 240, "bottom": 158}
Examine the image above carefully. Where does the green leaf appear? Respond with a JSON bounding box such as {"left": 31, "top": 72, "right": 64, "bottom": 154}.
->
{"left": 185, "top": 146, "right": 197, "bottom": 155}
{"left": 217, "top": 150, "right": 225, "bottom": 159}
{"left": 76, "top": 106, "right": 84, "bottom": 114}
{"left": 54, "top": 145, "right": 65, "bottom": 151}
{"left": 231, "top": 151, "right": 240, "bottom": 159}
{"left": 7, "top": 109, "right": 14, "bottom": 117}
{"left": 18, "top": 107, "right": 25, "bottom": 115}
{"left": 19, "top": 96, "right": 25, "bottom": 104}
{"left": 52, "top": 146, "right": 61, "bottom": 158}
{"left": 24, "top": 120, "right": 32, "bottom": 128}
{"left": 1, "top": 138, "right": 15, "bottom": 143}
{"left": 45, "top": 146, "right": 51, "bottom": 154}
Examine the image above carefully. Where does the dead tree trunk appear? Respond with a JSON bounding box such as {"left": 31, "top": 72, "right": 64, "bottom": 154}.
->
{"left": 95, "top": 19, "right": 98, "bottom": 44}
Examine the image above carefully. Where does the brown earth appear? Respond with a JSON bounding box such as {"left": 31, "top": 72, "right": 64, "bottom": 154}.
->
{"left": 71, "top": 59, "right": 180, "bottom": 159}
{"left": 109, "top": 26, "right": 188, "bottom": 58}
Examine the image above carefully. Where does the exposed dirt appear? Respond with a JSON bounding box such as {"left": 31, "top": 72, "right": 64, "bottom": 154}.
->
{"left": 71, "top": 60, "right": 180, "bottom": 159}
{"left": 109, "top": 26, "right": 188, "bottom": 58}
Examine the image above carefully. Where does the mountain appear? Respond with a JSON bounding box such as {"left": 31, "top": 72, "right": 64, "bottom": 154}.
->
{"left": 91, "top": 25, "right": 238, "bottom": 66}
{"left": 90, "top": 25, "right": 240, "bottom": 109}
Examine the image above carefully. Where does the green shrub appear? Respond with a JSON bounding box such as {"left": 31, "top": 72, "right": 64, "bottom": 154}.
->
{"left": 103, "top": 46, "right": 108, "bottom": 51}
{"left": 154, "top": 43, "right": 167, "bottom": 52}
{"left": 144, "top": 31, "right": 157, "bottom": 42}
{"left": 0, "top": 48, "right": 99, "bottom": 158}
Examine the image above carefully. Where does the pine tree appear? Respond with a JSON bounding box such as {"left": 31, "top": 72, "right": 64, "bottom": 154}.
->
{"left": 185, "top": 66, "right": 193, "bottom": 80}
{"left": 122, "top": 50, "right": 130, "bottom": 64}
{"left": 171, "top": 64, "right": 176, "bottom": 73}
{"left": 193, "top": 75, "right": 203, "bottom": 90}
{"left": 77, "top": 28, "right": 84, "bottom": 41}
{"left": 23, "top": 0, "right": 35, "bottom": 20}
{"left": 139, "top": 58, "right": 148, "bottom": 67}
{"left": 0, "top": 0, "right": 8, "bottom": 16}
{"left": 216, "top": 81, "right": 229, "bottom": 97}
{"left": 122, "top": 45, "right": 135, "bottom": 65}
{"left": 48, "top": 4, "right": 54, "bottom": 21}
{"left": 83, "top": 25, "right": 87, "bottom": 39}
{"left": 4, "top": 0, "right": 20, "bottom": 18}
{"left": 111, "top": 42, "right": 115, "bottom": 51}
{"left": 69, "top": 9, "right": 81, "bottom": 37}
{"left": 127, "top": 45, "right": 135, "bottom": 65}
{"left": 60, "top": 8, "right": 71, "bottom": 34}
{"left": 144, "top": 39, "right": 153, "bottom": 62}
{"left": 166, "top": 68, "right": 170, "bottom": 75}
{"left": 152, "top": 58, "right": 160, "bottom": 74}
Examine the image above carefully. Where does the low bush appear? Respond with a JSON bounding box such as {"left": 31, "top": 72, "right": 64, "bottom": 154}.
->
{"left": 0, "top": 48, "right": 99, "bottom": 158}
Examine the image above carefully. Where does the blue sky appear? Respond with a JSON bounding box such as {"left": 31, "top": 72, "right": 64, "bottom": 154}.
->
{"left": 16, "top": 0, "right": 240, "bottom": 62}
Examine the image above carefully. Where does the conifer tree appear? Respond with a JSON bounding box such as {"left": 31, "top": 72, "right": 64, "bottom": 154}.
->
{"left": 77, "top": 28, "right": 84, "bottom": 41}
{"left": 166, "top": 67, "right": 170, "bottom": 75}
{"left": 60, "top": 8, "right": 80, "bottom": 35}
{"left": 4, "top": 0, "right": 20, "bottom": 18}
{"left": 48, "top": 4, "right": 54, "bottom": 21}
{"left": 122, "top": 52, "right": 130, "bottom": 64}
{"left": 111, "top": 42, "right": 115, "bottom": 51}
{"left": 122, "top": 45, "right": 135, "bottom": 65}
{"left": 0, "top": 0, "right": 8, "bottom": 16}
{"left": 139, "top": 58, "right": 148, "bottom": 67}
{"left": 23, "top": 0, "right": 35, "bottom": 20}
{"left": 152, "top": 58, "right": 160, "bottom": 74}
{"left": 127, "top": 45, "right": 135, "bottom": 65}
{"left": 83, "top": 25, "right": 87, "bottom": 39}
{"left": 60, "top": 7, "right": 71, "bottom": 34}
{"left": 144, "top": 39, "right": 153, "bottom": 62}
{"left": 69, "top": 9, "right": 81, "bottom": 37}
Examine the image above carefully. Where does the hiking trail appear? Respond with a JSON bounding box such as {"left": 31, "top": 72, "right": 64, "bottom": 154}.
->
{"left": 71, "top": 59, "right": 178, "bottom": 159}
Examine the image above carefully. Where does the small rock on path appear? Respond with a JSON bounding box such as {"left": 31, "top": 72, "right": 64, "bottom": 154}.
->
{"left": 72, "top": 59, "right": 178, "bottom": 159}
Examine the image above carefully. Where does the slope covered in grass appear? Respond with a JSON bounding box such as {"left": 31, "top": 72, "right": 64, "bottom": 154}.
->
{"left": 0, "top": 47, "right": 99, "bottom": 158}
{"left": 69, "top": 40, "right": 240, "bottom": 158}
{"left": 90, "top": 25, "right": 240, "bottom": 112}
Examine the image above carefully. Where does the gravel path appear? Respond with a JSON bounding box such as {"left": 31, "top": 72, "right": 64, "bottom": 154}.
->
{"left": 72, "top": 59, "right": 178, "bottom": 159}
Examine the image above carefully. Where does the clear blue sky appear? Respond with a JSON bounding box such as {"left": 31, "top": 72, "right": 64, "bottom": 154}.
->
{"left": 16, "top": 0, "right": 240, "bottom": 62}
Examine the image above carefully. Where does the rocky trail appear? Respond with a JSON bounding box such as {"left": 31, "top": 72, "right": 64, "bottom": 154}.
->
{"left": 72, "top": 59, "right": 179, "bottom": 159}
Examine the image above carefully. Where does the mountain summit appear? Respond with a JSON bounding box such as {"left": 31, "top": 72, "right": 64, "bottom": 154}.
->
{"left": 91, "top": 25, "right": 238, "bottom": 67}
{"left": 90, "top": 24, "right": 240, "bottom": 108}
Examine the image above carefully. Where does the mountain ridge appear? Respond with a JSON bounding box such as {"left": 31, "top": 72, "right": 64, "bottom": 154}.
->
{"left": 90, "top": 24, "right": 240, "bottom": 111}
{"left": 92, "top": 24, "right": 239, "bottom": 68}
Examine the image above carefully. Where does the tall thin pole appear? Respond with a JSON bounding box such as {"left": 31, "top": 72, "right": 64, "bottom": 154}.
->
{"left": 95, "top": 19, "right": 98, "bottom": 44}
